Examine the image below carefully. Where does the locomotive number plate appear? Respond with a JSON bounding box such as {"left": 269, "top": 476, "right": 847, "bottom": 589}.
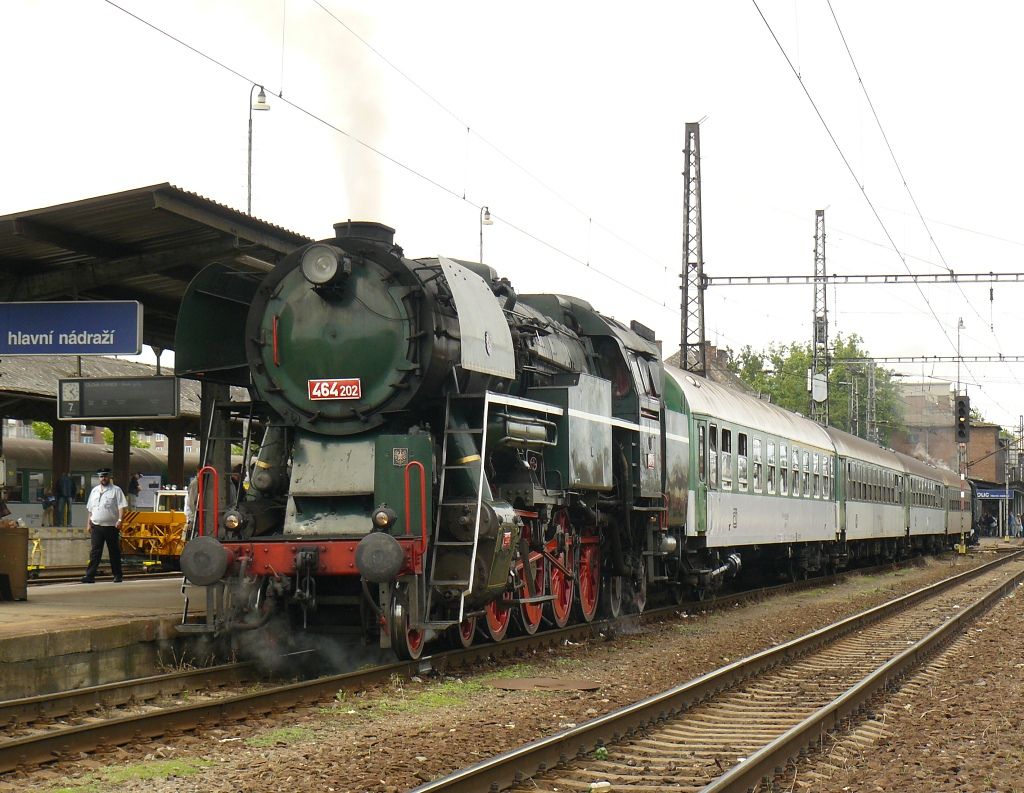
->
{"left": 308, "top": 378, "right": 362, "bottom": 400}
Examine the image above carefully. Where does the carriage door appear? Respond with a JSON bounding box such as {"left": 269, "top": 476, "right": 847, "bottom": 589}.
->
{"left": 838, "top": 459, "right": 847, "bottom": 540}
{"left": 694, "top": 421, "right": 713, "bottom": 534}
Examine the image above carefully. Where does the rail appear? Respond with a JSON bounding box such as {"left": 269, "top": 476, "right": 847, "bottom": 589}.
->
{"left": 0, "top": 556, "right": 968, "bottom": 774}
{"left": 407, "top": 550, "right": 1024, "bottom": 792}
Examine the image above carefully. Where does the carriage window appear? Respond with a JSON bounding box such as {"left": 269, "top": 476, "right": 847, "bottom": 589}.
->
{"left": 709, "top": 424, "right": 718, "bottom": 488}
{"left": 779, "top": 444, "right": 789, "bottom": 496}
{"left": 792, "top": 448, "right": 801, "bottom": 496}
{"left": 698, "top": 425, "right": 706, "bottom": 483}
{"left": 812, "top": 454, "right": 820, "bottom": 498}
{"left": 752, "top": 438, "right": 762, "bottom": 493}
{"left": 721, "top": 429, "right": 733, "bottom": 490}
{"left": 767, "top": 463, "right": 775, "bottom": 494}
{"left": 737, "top": 433, "right": 748, "bottom": 492}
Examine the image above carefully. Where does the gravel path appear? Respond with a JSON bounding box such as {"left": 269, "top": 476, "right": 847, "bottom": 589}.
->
{"left": 1, "top": 549, "right": 1014, "bottom": 793}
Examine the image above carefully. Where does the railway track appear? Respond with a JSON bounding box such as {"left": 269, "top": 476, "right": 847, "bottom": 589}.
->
{"left": 409, "top": 550, "right": 1024, "bottom": 793}
{"left": 0, "top": 555, "right": 973, "bottom": 774}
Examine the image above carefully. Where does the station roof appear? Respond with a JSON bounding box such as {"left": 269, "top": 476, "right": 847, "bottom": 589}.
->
{"left": 0, "top": 183, "right": 312, "bottom": 350}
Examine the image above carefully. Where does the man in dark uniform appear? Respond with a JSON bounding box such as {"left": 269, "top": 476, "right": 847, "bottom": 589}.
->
{"left": 81, "top": 468, "right": 127, "bottom": 583}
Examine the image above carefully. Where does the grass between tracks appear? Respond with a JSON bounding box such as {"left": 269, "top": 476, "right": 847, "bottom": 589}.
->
{"left": 317, "top": 660, "right": 566, "bottom": 720}
{"left": 48, "top": 759, "right": 215, "bottom": 792}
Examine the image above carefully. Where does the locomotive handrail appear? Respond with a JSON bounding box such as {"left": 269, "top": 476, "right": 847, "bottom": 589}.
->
{"left": 404, "top": 461, "right": 428, "bottom": 553}
{"left": 196, "top": 465, "right": 219, "bottom": 538}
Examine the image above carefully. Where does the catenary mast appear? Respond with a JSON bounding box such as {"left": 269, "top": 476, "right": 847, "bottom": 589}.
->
{"left": 680, "top": 122, "right": 706, "bottom": 375}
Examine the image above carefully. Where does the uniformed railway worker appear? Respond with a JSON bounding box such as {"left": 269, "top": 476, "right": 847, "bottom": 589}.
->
{"left": 81, "top": 468, "right": 127, "bottom": 583}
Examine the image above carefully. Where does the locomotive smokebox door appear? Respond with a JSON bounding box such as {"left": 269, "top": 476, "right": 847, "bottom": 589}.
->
{"left": 374, "top": 434, "right": 434, "bottom": 538}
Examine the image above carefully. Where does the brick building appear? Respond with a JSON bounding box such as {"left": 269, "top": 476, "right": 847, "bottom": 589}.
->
{"left": 887, "top": 381, "right": 1009, "bottom": 484}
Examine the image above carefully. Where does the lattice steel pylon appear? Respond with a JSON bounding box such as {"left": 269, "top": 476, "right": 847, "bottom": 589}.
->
{"left": 680, "top": 122, "right": 707, "bottom": 375}
{"left": 866, "top": 362, "right": 879, "bottom": 444}
{"left": 810, "top": 209, "right": 829, "bottom": 425}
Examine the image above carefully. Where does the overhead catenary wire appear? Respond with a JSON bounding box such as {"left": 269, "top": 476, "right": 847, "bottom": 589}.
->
{"left": 309, "top": 0, "right": 671, "bottom": 275}
{"left": 751, "top": 0, "right": 1013, "bottom": 418}
{"left": 100, "top": 0, "right": 679, "bottom": 316}
{"left": 825, "top": 0, "right": 1021, "bottom": 390}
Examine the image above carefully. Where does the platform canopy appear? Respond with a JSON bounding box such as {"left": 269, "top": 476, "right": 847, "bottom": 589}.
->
{"left": 0, "top": 184, "right": 312, "bottom": 350}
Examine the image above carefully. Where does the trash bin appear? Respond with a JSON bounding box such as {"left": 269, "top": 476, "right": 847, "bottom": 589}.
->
{"left": 0, "top": 520, "right": 28, "bottom": 601}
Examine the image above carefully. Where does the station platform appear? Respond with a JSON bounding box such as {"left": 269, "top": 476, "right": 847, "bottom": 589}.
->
{"left": 0, "top": 577, "right": 206, "bottom": 700}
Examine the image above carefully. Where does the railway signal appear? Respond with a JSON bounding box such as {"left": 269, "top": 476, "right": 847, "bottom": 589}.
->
{"left": 955, "top": 395, "right": 971, "bottom": 443}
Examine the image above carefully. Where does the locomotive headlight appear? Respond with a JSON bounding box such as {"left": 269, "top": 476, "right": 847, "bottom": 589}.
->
{"left": 301, "top": 244, "right": 341, "bottom": 285}
{"left": 224, "top": 510, "right": 243, "bottom": 530}
{"left": 372, "top": 505, "right": 397, "bottom": 530}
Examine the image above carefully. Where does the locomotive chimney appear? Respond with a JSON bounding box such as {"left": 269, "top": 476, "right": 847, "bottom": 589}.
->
{"left": 333, "top": 221, "right": 395, "bottom": 247}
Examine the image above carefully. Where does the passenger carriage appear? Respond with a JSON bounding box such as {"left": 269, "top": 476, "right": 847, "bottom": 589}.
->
{"left": 899, "top": 452, "right": 948, "bottom": 545}
{"left": 665, "top": 367, "right": 840, "bottom": 581}
{"left": 825, "top": 427, "right": 906, "bottom": 546}
{"left": 941, "top": 466, "right": 972, "bottom": 539}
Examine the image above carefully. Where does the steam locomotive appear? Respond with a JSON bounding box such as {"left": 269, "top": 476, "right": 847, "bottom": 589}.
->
{"left": 175, "top": 221, "right": 971, "bottom": 659}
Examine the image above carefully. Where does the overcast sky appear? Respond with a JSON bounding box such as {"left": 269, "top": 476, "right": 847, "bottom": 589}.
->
{"left": 5, "top": 1, "right": 1024, "bottom": 429}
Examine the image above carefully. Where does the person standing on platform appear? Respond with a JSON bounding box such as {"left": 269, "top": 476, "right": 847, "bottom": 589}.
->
{"left": 81, "top": 468, "right": 127, "bottom": 583}
{"left": 41, "top": 489, "right": 56, "bottom": 527}
{"left": 127, "top": 473, "right": 140, "bottom": 508}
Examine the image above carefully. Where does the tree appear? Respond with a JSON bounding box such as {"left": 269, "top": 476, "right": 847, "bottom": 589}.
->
{"left": 100, "top": 428, "right": 152, "bottom": 449}
{"left": 31, "top": 421, "right": 53, "bottom": 440}
{"left": 725, "top": 334, "right": 905, "bottom": 444}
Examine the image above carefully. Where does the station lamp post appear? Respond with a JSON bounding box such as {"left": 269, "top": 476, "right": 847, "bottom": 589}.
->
{"left": 479, "top": 206, "right": 492, "bottom": 263}
{"left": 247, "top": 84, "right": 271, "bottom": 215}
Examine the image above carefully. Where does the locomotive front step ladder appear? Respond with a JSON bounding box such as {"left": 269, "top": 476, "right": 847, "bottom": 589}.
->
{"left": 423, "top": 392, "right": 492, "bottom": 629}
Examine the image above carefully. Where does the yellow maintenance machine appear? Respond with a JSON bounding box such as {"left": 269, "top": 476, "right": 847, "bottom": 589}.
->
{"left": 120, "top": 488, "right": 188, "bottom": 570}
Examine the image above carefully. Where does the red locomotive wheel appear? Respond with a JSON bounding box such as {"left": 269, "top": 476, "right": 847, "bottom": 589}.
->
{"left": 518, "top": 553, "right": 545, "bottom": 635}
{"left": 450, "top": 615, "right": 476, "bottom": 649}
{"left": 574, "top": 541, "right": 601, "bottom": 623}
{"left": 389, "top": 591, "right": 424, "bottom": 661}
{"left": 546, "top": 545, "right": 574, "bottom": 628}
{"left": 485, "top": 591, "right": 514, "bottom": 642}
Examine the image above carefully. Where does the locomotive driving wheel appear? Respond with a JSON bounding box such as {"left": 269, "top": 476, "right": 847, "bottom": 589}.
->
{"left": 547, "top": 546, "right": 574, "bottom": 628}
{"left": 545, "top": 511, "right": 574, "bottom": 628}
{"left": 449, "top": 615, "right": 477, "bottom": 649}
{"left": 484, "top": 590, "right": 514, "bottom": 642}
{"left": 573, "top": 539, "right": 601, "bottom": 623}
{"left": 517, "top": 552, "right": 545, "bottom": 635}
{"left": 389, "top": 590, "right": 424, "bottom": 661}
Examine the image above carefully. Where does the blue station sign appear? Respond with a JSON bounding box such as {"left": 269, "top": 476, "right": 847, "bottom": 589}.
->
{"left": 977, "top": 488, "right": 1013, "bottom": 500}
{"left": 0, "top": 301, "right": 143, "bottom": 356}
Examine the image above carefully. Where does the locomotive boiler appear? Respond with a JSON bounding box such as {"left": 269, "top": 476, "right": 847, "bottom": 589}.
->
{"left": 175, "top": 220, "right": 969, "bottom": 661}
